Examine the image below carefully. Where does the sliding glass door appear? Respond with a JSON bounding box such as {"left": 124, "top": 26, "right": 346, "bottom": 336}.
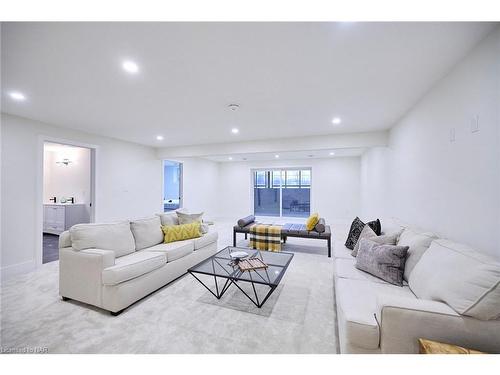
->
{"left": 253, "top": 168, "right": 311, "bottom": 218}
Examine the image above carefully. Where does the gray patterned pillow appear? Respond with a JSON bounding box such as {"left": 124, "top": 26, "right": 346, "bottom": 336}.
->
{"left": 352, "top": 226, "right": 399, "bottom": 257}
{"left": 355, "top": 239, "right": 409, "bottom": 286}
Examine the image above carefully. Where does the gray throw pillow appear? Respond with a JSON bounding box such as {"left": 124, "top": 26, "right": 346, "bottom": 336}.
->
{"left": 352, "top": 225, "right": 398, "bottom": 257}
{"left": 177, "top": 211, "right": 204, "bottom": 225}
{"left": 355, "top": 239, "right": 409, "bottom": 286}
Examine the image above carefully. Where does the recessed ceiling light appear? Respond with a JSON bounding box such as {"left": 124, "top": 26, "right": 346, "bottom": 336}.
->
{"left": 231, "top": 128, "right": 239, "bottom": 134}
{"left": 275, "top": 154, "right": 279, "bottom": 158}
{"left": 122, "top": 60, "right": 139, "bottom": 74}
{"left": 228, "top": 157, "right": 233, "bottom": 160}
{"left": 156, "top": 135, "right": 164, "bottom": 141}
{"left": 329, "top": 152, "right": 335, "bottom": 156}
{"left": 9, "top": 91, "right": 26, "bottom": 101}
{"left": 332, "top": 117, "right": 342, "bottom": 125}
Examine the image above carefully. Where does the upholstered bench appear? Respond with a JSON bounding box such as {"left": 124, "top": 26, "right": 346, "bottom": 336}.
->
{"left": 233, "top": 219, "right": 332, "bottom": 257}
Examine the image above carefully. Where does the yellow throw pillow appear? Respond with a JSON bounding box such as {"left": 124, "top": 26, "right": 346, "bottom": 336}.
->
{"left": 305, "top": 213, "right": 320, "bottom": 231}
{"left": 162, "top": 222, "right": 202, "bottom": 243}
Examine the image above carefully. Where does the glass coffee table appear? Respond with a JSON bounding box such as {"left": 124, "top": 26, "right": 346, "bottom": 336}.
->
{"left": 188, "top": 246, "right": 294, "bottom": 308}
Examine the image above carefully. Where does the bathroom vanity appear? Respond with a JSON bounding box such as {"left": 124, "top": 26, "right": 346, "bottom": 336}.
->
{"left": 43, "top": 204, "right": 90, "bottom": 235}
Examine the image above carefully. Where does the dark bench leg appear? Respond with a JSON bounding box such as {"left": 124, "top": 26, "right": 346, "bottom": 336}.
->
{"left": 233, "top": 230, "right": 236, "bottom": 247}
{"left": 327, "top": 238, "right": 331, "bottom": 258}
{"left": 244, "top": 233, "right": 247, "bottom": 240}
{"left": 283, "top": 235, "right": 287, "bottom": 243}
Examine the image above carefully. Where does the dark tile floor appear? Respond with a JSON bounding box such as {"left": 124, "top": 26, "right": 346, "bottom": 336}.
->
{"left": 43, "top": 233, "right": 60, "bottom": 264}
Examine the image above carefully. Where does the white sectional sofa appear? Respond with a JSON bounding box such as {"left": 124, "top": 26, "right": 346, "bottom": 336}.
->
{"left": 59, "top": 213, "right": 218, "bottom": 315}
{"left": 333, "top": 219, "right": 500, "bottom": 354}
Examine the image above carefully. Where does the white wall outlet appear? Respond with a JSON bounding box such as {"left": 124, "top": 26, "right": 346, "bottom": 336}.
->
{"left": 471, "top": 115, "right": 479, "bottom": 133}
{"left": 449, "top": 128, "right": 456, "bottom": 142}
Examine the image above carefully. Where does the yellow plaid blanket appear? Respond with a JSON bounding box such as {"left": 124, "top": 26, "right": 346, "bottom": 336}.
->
{"left": 249, "top": 224, "right": 282, "bottom": 252}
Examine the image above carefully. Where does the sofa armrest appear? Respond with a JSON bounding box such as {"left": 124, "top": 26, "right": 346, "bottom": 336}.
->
{"left": 59, "top": 247, "right": 115, "bottom": 308}
{"left": 376, "top": 294, "right": 500, "bottom": 353}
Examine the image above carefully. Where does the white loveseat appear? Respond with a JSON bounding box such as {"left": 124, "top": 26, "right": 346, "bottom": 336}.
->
{"left": 59, "top": 213, "right": 218, "bottom": 315}
{"left": 333, "top": 219, "right": 500, "bottom": 354}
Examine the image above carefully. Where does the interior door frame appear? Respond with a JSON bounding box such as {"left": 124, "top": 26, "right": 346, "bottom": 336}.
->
{"left": 36, "top": 136, "right": 98, "bottom": 267}
{"left": 162, "top": 160, "right": 183, "bottom": 211}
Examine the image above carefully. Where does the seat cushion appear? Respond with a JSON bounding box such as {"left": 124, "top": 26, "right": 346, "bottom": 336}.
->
{"left": 336, "top": 257, "right": 409, "bottom": 285}
{"left": 397, "top": 227, "right": 437, "bottom": 281}
{"left": 130, "top": 216, "right": 164, "bottom": 250}
{"left": 409, "top": 239, "right": 500, "bottom": 320}
{"left": 336, "top": 278, "right": 416, "bottom": 350}
{"left": 194, "top": 231, "right": 218, "bottom": 250}
{"left": 70, "top": 221, "right": 135, "bottom": 257}
{"left": 144, "top": 241, "right": 194, "bottom": 262}
{"left": 102, "top": 251, "right": 166, "bottom": 285}
{"left": 333, "top": 241, "right": 354, "bottom": 259}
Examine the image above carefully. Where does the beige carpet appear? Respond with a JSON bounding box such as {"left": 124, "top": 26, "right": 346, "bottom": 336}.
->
{"left": 1, "top": 220, "right": 339, "bottom": 354}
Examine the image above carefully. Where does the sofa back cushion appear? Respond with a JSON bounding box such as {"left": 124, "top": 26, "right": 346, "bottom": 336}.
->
{"left": 397, "top": 227, "right": 437, "bottom": 281}
{"left": 409, "top": 239, "right": 500, "bottom": 320}
{"left": 130, "top": 216, "right": 164, "bottom": 250}
{"left": 70, "top": 221, "right": 136, "bottom": 257}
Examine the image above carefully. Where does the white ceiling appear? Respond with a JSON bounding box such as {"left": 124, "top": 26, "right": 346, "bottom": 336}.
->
{"left": 1, "top": 22, "right": 497, "bottom": 149}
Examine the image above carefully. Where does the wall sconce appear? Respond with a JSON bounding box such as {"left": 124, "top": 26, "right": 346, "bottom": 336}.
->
{"left": 56, "top": 158, "right": 72, "bottom": 166}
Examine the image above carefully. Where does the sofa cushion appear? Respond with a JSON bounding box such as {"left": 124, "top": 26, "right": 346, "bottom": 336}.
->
{"left": 336, "top": 278, "right": 416, "bottom": 350}
{"left": 194, "top": 231, "right": 218, "bottom": 250}
{"left": 397, "top": 227, "right": 437, "bottom": 281}
{"left": 102, "top": 251, "right": 166, "bottom": 285}
{"left": 333, "top": 241, "right": 353, "bottom": 259}
{"left": 345, "top": 217, "right": 365, "bottom": 250}
{"left": 144, "top": 241, "right": 194, "bottom": 262}
{"left": 130, "top": 216, "right": 164, "bottom": 251}
{"left": 70, "top": 221, "right": 135, "bottom": 257}
{"left": 409, "top": 239, "right": 500, "bottom": 320}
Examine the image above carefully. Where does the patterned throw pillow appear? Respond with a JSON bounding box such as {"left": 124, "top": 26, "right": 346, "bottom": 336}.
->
{"left": 355, "top": 239, "right": 409, "bottom": 286}
{"left": 305, "top": 213, "right": 320, "bottom": 231}
{"left": 345, "top": 217, "right": 365, "bottom": 250}
{"left": 162, "top": 222, "right": 202, "bottom": 243}
{"left": 345, "top": 217, "right": 382, "bottom": 249}
{"left": 367, "top": 219, "right": 381, "bottom": 236}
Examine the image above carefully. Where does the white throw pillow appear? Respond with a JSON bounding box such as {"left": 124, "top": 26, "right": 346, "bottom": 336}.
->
{"left": 398, "top": 227, "right": 437, "bottom": 281}
{"left": 157, "top": 212, "right": 179, "bottom": 226}
{"left": 70, "top": 221, "right": 135, "bottom": 257}
{"left": 177, "top": 211, "right": 204, "bottom": 225}
{"left": 130, "top": 216, "right": 164, "bottom": 250}
{"left": 409, "top": 239, "right": 500, "bottom": 320}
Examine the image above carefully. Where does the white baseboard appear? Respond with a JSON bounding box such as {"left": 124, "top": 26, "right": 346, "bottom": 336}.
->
{"left": 1, "top": 260, "right": 36, "bottom": 281}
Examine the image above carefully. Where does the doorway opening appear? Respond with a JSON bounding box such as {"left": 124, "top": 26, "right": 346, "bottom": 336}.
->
{"left": 42, "top": 142, "right": 94, "bottom": 263}
{"left": 163, "top": 160, "right": 183, "bottom": 211}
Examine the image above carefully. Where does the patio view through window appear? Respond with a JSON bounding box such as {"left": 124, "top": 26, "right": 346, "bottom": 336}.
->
{"left": 253, "top": 169, "right": 311, "bottom": 218}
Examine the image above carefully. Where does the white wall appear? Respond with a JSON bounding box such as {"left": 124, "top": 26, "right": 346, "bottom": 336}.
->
{"left": 172, "top": 157, "right": 219, "bottom": 219}
{"left": 1, "top": 113, "right": 163, "bottom": 278}
{"left": 216, "top": 157, "right": 361, "bottom": 224}
{"left": 43, "top": 146, "right": 91, "bottom": 210}
{"left": 361, "top": 28, "right": 500, "bottom": 257}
